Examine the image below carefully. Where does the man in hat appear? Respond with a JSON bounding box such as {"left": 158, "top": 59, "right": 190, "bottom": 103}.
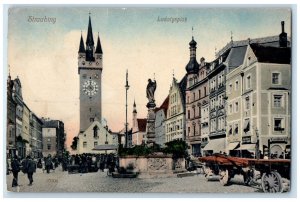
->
{"left": 11, "top": 156, "right": 21, "bottom": 187}
{"left": 25, "top": 155, "right": 36, "bottom": 186}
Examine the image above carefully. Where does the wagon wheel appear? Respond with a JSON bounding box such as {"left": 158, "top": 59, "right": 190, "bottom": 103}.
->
{"left": 219, "top": 169, "right": 230, "bottom": 186}
{"left": 261, "top": 171, "right": 283, "bottom": 193}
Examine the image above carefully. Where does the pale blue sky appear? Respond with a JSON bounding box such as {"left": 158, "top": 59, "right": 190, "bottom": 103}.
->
{"left": 7, "top": 7, "right": 291, "bottom": 147}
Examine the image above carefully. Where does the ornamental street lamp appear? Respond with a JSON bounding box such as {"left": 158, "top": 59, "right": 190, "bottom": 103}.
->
{"left": 125, "top": 70, "right": 130, "bottom": 148}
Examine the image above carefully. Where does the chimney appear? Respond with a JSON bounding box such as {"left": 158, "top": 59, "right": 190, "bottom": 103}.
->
{"left": 281, "top": 21, "right": 285, "bottom": 33}
{"left": 279, "top": 21, "right": 287, "bottom": 47}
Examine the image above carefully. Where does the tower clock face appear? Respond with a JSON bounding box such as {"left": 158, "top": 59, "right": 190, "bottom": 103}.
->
{"left": 83, "top": 79, "right": 98, "bottom": 97}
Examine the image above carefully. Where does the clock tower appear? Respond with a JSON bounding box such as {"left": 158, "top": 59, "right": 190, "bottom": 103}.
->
{"left": 78, "top": 14, "right": 103, "bottom": 132}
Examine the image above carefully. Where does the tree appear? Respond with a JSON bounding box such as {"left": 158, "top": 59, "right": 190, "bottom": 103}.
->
{"left": 70, "top": 136, "right": 79, "bottom": 150}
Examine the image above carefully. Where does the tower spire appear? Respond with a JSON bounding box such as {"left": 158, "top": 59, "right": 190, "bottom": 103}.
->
{"left": 86, "top": 13, "right": 94, "bottom": 46}
{"left": 85, "top": 14, "right": 95, "bottom": 61}
{"left": 78, "top": 31, "right": 85, "bottom": 53}
{"left": 95, "top": 32, "right": 103, "bottom": 54}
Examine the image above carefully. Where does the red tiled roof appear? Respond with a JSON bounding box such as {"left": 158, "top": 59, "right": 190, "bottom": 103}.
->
{"left": 137, "top": 118, "right": 147, "bottom": 132}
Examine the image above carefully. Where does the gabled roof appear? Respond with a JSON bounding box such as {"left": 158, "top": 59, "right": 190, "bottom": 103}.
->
{"left": 137, "top": 118, "right": 147, "bottom": 132}
{"left": 227, "top": 46, "right": 248, "bottom": 68}
{"left": 250, "top": 44, "right": 291, "bottom": 64}
{"left": 178, "top": 74, "right": 187, "bottom": 106}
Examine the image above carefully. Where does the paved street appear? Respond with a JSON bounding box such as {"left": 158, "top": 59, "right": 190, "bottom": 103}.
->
{"left": 6, "top": 166, "right": 261, "bottom": 193}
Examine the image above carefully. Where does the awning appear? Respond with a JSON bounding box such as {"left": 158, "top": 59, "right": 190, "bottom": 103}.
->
{"left": 227, "top": 142, "right": 240, "bottom": 151}
{"left": 92, "top": 144, "right": 118, "bottom": 151}
{"left": 203, "top": 138, "right": 225, "bottom": 153}
{"left": 238, "top": 144, "right": 256, "bottom": 151}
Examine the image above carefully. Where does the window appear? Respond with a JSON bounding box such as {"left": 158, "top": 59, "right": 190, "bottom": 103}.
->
{"left": 188, "top": 127, "right": 190, "bottom": 135}
{"left": 94, "top": 142, "right": 98, "bottom": 147}
{"left": 229, "top": 84, "right": 233, "bottom": 93}
{"left": 83, "top": 141, "right": 87, "bottom": 148}
{"left": 204, "top": 87, "right": 206, "bottom": 96}
{"left": 243, "top": 119, "right": 250, "bottom": 133}
{"left": 90, "top": 118, "right": 94, "bottom": 122}
{"left": 198, "top": 90, "right": 201, "bottom": 99}
{"left": 93, "top": 125, "right": 99, "bottom": 138}
{"left": 235, "top": 102, "right": 239, "bottom": 113}
{"left": 245, "top": 96, "right": 250, "bottom": 110}
{"left": 235, "top": 80, "right": 239, "bottom": 91}
{"left": 235, "top": 124, "right": 239, "bottom": 135}
{"left": 272, "top": 73, "right": 281, "bottom": 85}
{"left": 246, "top": 75, "right": 251, "bottom": 89}
{"left": 47, "top": 144, "right": 51, "bottom": 150}
{"left": 189, "top": 78, "right": 193, "bottom": 87}
{"left": 229, "top": 104, "right": 233, "bottom": 114}
{"left": 228, "top": 125, "right": 232, "bottom": 135}
{"left": 187, "top": 110, "right": 190, "bottom": 119}
{"left": 274, "top": 95, "right": 282, "bottom": 108}
{"left": 274, "top": 118, "right": 285, "bottom": 131}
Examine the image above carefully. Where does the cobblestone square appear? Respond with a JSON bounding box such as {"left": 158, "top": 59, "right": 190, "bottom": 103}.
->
{"left": 6, "top": 166, "right": 260, "bottom": 193}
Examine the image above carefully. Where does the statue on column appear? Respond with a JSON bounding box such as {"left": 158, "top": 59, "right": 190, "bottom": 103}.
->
{"left": 146, "top": 79, "right": 156, "bottom": 108}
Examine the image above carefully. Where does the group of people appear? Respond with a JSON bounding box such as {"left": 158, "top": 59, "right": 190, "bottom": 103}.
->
{"left": 10, "top": 155, "right": 37, "bottom": 187}
{"left": 7, "top": 153, "right": 120, "bottom": 187}
{"left": 67, "top": 153, "right": 119, "bottom": 174}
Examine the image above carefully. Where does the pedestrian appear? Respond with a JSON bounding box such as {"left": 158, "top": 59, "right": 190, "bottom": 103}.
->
{"left": 11, "top": 156, "right": 21, "bottom": 187}
{"left": 45, "top": 154, "right": 52, "bottom": 174}
{"left": 25, "top": 155, "right": 36, "bottom": 186}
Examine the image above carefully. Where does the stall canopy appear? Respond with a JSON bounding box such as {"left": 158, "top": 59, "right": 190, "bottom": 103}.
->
{"left": 227, "top": 142, "right": 240, "bottom": 151}
{"left": 203, "top": 138, "right": 226, "bottom": 153}
{"left": 92, "top": 144, "right": 118, "bottom": 151}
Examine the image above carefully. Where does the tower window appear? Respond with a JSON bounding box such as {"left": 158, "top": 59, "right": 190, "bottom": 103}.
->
{"left": 90, "top": 118, "right": 94, "bottom": 122}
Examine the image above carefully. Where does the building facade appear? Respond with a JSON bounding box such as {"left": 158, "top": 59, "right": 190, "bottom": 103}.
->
{"left": 225, "top": 21, "right": 291, "bottom": 158}
{"left": 131, "top": 101, "right": 147, "bottom": 146}
{"left": 165, "top": 76, "right": 186, "bottom": 143}
{"left": 6, "top": 74, "right": 16, "bottom": 158}
{"left": 155, "top": 96, "right": 169, "bottom": 147}
{"left": 42, "top": 119, "right": 66, "bottom": 157}
{"left": 186, "top": 55, "right": 209, "bottom": 156}
{"left": 30, "top": 113, "right": 43, "bottom": 158}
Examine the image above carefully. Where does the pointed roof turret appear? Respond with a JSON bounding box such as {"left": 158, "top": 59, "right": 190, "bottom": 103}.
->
{"left": 133, "top": 100, "right": 137, "bottom": 113}
{"left": 78, "top": 32, "right": 85, "bottom": 53}
{"left": 86, "top": 14, "right": 94, "bottom": 47}
{"left": 95, "top": 33, "right": 103, "bottom": 54}
{"left": 185, "top": 36, "right": 199, "bottom": 74}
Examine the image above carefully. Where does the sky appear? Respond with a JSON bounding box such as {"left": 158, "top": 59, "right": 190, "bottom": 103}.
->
{"left": 6, "top": 7, "right": 291, "bottom": 149}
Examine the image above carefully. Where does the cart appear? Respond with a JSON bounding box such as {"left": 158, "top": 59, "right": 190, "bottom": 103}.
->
{"left": 199, "top": 154, "right": 290, "bottom": 193}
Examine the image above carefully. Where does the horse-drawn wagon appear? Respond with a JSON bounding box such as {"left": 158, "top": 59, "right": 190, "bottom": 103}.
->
{"left": 199, "top": 154, "right": 290, "bottom": 193}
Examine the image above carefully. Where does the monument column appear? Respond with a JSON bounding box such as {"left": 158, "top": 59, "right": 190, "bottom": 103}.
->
{"left": 146, "top": 78, "right": 157, "bottom": 146}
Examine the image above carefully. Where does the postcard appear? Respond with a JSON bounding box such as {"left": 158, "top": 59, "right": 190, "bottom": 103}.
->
{"left": 5, "top": 6, "right": 292, "bottom": 194}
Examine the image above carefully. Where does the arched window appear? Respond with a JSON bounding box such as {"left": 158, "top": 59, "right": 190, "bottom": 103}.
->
{"left": 93, "top": 125, "right": 99, "bottom": 138}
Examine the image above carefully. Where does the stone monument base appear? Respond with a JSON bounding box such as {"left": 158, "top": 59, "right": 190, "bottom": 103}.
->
{"left": 119, "top": 153, "right": 186, "bottom": 178}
